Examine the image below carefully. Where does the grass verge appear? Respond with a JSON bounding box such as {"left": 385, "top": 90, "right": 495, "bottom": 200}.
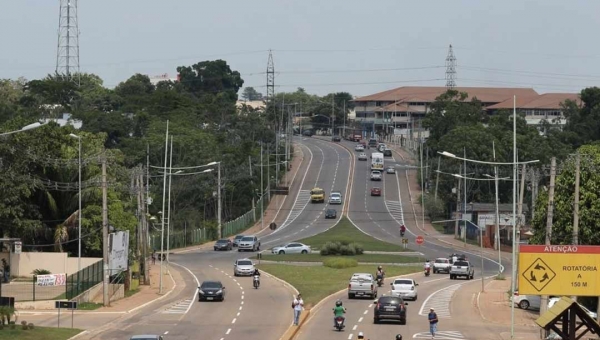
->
{"left": 77, "top": 302, "right": 102, "bottom": 310}
{"left": 0, "top": 327, "right": 82, "bottom": 340}
{"left": 125, "top": 288, "right": 140, "bottom": 298}
{"left": 297, "top": 217, "right": 406, "bottom": 252}
{"left": 257, "top": 264, "right": 421, "bottom": 308}
{"left": 254, "top": 253, "right": 422, "bottom": 263}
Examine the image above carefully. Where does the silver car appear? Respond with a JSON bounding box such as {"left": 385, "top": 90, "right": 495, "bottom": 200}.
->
{"left": 238, "top": 235, "right": 260, "bottom": 252}
{"left": 272, "top": 242, "right": 311, "bottom": 255}
{"left": 234, "top": 258, "right": 255, "bottom": 276}
{"left": 233, "top": 235, "right": 244, "bottom": 247}
{"left": 358, "top": 153, "right": 368, "bottom": 161}
{"left": 370, "top": 171, "right": 382, "bottom": 181}
{"left": 329, "top": 192, "right": 342, "bottom": 204}
{"left": 386, "top": 166, "right": 395, "bottom": 174}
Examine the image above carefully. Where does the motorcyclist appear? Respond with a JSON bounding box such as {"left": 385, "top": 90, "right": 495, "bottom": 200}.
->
{"left": 400, "top": 224, "right": 406, "bottom": 236}
{"left": 332, "top": 300, "right": 346, "bottom": 327}
{"left": 253, "top": 268, "right": 261, "bottom": 276}
{"left": 376, "top": 266, "right": 385, "bottom": 284}
{"left": 424, "top": 260, "right": 431, "bottom": 273}
{"left": 395, "top": 334, "right": 403, "bottom": 340}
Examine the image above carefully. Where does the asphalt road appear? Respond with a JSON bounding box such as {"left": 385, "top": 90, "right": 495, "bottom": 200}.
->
{"left": 294, "top": 138, "right": 510, "bottom": 340}
{"left": 98, "top": 136, "right": 354, "bottom": 340}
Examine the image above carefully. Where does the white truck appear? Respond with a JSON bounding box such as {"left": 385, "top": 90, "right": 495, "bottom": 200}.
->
{"left": 348, "top": 273, "right": 378, "bottom": 299}
{"left": 371, "top": 152, "right": 384, "bottom": 171}
{"left": 433, "top": 258, "right": 451, "bottom": 274}
{"left": 449, "top": 260, "right": 474, "bottom": 280}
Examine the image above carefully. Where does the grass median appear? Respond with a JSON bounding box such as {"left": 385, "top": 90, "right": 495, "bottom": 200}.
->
{"left": 257, "top": 264, "right": 421, "bottom": 308}
{"left": 297, "top": 216, "right": 407, "bottom": 252}
{"left": 254, "top": 253, "right": 422, "bottom": 263}
{"left": 0, "top": 327, "right": 82, "bottom": 340}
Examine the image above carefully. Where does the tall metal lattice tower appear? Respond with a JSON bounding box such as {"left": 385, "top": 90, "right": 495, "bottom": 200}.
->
{"left": 56, "top": 0, "right": 80, "bottom": 85}
{"left": 445, "top": 44, "right": 457, "bottom": 89}
{"left": 266, "top": 50, "right": 275, "bottom": 103}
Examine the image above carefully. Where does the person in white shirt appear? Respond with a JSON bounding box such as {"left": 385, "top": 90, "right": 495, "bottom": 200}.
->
{"left": 292, "top": 293, "right": 304, "bottom": 325}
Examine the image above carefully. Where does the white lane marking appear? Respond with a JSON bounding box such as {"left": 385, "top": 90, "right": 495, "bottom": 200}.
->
{"left": 232, "top": 318, "right": 237, "bottom": 324}
{"left": 161, "top": 299, "right": 193, "bottom": 314}
{"left": 363, "top": 310, "right": 368, "bottom": 315}
{"left": 241, "top": 295, "right": 244, "bottom": 299}
{"left": 209, "top": 265, "right": 213, "bottom": 267}
{"left": 233, "top": 279, "right": 237, "bottom": 282}
{"left": 239, "top": 306, "right": 242, "bottom": 311}
{"left": 164, "top": 331, "right": 169, "bottom": 335}
{"left": 368, "top": 304, "right": 373, "bottom": 308}
{"left": 226, "top": 328, "right": 232, "bottom": 335}
{"left": 241, "top": 301, "right": 244, "bottom": 304}
{"left": 237, "top": 312, "right": 240, "bottom": 316}
{"left": 412, "top": 330, "right": 466, "bottom": 339}
{"left": 169, "top": 262, "right": 201, "bottom": 314}
{"left": 348, "top": 334, "right": 353, "bottom": 340}
{"left": 419, "top": 283, "right": 463, "bottom": 318}
{"left": 358, "top": 317, "right": 363, "bottom": 322}
{"left": 352, "top": 325, "right": 357, "bottom": 330}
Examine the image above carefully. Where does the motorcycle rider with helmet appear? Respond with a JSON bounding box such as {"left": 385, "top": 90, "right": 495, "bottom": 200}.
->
{"left": 376, "top": 266, "right": 385, "bottom": 285}
{"left": 332, "top": 300, "right": 347, "bottom": 327}
{"left": 395, "top": 335, "right": 403, "bottom": 340}
{"left": 253, "top": 268, "right": 261, "bottom": 287}
{"left": 399, "top": 224, "right": 406, "bottom": 236}
{"left": 424, "top": 260, "right": 431, "bottom": 275}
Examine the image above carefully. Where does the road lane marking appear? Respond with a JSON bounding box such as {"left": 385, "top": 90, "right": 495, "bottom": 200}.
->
{"left": 368, "top": 304, "right": 373, "bottom": 308}
{"left": 237, "top": 312, "right": 240, "bottom": 316}
{"left": 239, "top": 306, "right": 242, "bottom": 310}
{"left": 348, "top": 334, "right": 353, "bottom": 340}
{"left": 363, "top": 310, "right": 368, "bottom": 315}
{"left": 232, "top": 318, "right": 236, "bottom": 324}
{"left": 226, "top": 328, "right": 231, "bottom": 335}
{"left": 352, "top": 325, "right": 357, "bottom": 330}
{"left": 412, "top": 330, "right": 466, "bottom": 339}
{"left": 358, "top": 317, "right": 363, "bottom": 322}
{"left": 419, "top": 283, "right": 463, "bottom": 318}
{"left": 164, "top": 331, "right": 169, "bottom": 335}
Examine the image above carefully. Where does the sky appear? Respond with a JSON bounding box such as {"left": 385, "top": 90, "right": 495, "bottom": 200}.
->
{"left": 2, "top": 0, "right": 600, "bottom": 97}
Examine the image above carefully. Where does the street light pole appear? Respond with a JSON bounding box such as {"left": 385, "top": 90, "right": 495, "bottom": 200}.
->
{"left": 511, "top": 96, "right": 517, "bottom": 339}
{"left": 217, "top": 162, "right": 222, "bottom": 239}
{"left": 166, "top": 136, "right": 173, "bottom": 264}
{"left": 492, "top": 141, "right": 501, "bottom": 273}
{"left": 463, "top": 148, "right": 467, "bottom": 245}
{"left": 261, "top": 143, "right": 264, "bottom": 230}
{"left": 159, "top": 121, "right": 169, "bottom": 294}
{"left": 69, "top": 133, "right": 82, "bottom": 276}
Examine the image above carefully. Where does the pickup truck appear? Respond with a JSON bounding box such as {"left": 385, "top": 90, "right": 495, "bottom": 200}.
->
{"left": 348, "top": 273, "right": 377, "bottom": 299}
{"left": 433, "top": 258, "right": 451, "bottom": 274}
{"left": 449, "top": 260, "right": 474, "bottom": 280}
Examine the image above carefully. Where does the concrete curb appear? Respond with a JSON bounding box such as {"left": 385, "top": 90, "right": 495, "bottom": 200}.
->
{"left": 475, "top": 277, "right": 537, "bottom": 328}
{"left": 258, "top": 260, "right": 424, "bottom": 266}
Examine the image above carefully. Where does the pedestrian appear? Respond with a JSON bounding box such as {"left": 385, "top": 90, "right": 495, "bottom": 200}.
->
{"left": 1, "top": 259, "right": 9, "bottom": 283}
{"left": 292, "top": 293, "right": 304, "bottom": 325}
{"left": 151, "top": 250, "right": 156, "bottom": 265}
{"left": 428, "top": 307, "right": 438, "bottom": 339}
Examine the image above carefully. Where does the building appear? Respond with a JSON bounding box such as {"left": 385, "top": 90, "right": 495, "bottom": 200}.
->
{"left": 148, "top": 73, "right": 179, "bottom": 85}
{"left": 41, "top": 113, "right": 82, "bottom": 129}
{"left": 351, "top": 86, "right": 578, "bottom": 139}
{"left": 236, "top": 100, "right": 265, "bottom": 112}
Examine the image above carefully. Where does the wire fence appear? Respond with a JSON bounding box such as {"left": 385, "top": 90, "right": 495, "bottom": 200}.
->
{"left": 150, "top": 194, "right": 271, "bottom": 251}
{"left": 66, "top": 260, "right": 103, "bottom": 300}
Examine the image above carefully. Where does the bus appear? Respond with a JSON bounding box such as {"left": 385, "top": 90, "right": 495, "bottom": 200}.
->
{"left": 371, "top": 152, "right": 384, "bottom": 170}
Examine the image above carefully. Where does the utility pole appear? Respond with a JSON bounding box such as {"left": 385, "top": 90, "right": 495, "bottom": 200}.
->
{"left": 343, "top": 101, "right": 346, "bottom": 139}
{"left": 140, "top": 172, "right": 149, "bottom": 285}
{"left": 136, "top": 172, "right": 142, "bottom": 279}
{"left": 455, "top": 164, "right": 462, "bottom": 239}
{"left": 250, "top": 156, "right": 255, "bottom": 221}
{"left": 540, "top": 157, "right": 556, "bottom": 327}
{"left": 166, "top": 136, "right": 173, "bottom": 264}
{"left": 463, "top": 147, "right": 467, "bottom": 245}
{"left": 260, "top": 143, "right": 264, "bottom": 230}
{"left": 516, "top": 163, "right": 526, "bottom": 289}
{"left": 267, "top": 145, "right": 270, "bottom": 201}
{"left": 101, "top": 156, "right": 109, "bottom": 306}
{"left": 217, "top": 162, "right": 222, "bottom": 239}
{"left": 493, "top": 141, "right": 501, "bottom": 271}
{"left": 144, "top": 144, "right": 150, "bottom": 285}
{"left": 434, "top": 157, "right": 441, "bottom": 201}
{"left": 159, "top": 121, "right": 169, "bottom": 295}
{"left": 573, "top": 153, "right": 580, "bottom": 245}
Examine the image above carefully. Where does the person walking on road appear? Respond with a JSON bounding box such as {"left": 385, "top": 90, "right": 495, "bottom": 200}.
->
{"left": 428, "top": 307, "right": 438, "bottom": 339}
{"left": 151, "top": 250, "right": 156, "bottom": 265}
{"left": 292, "top": 293, "right": 304, "bottom": 326}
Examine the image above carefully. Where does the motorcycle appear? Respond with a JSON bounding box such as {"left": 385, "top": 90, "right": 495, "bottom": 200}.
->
{"left": 424, "top": 267, "right": 431, "bottom": 277}
{"left": 334, "top": 316, "right": 345, "bottom": 331}
{"left": 253, "top": 275, "right": 260, "bottom": 289}
{"left": 400, "top": 230, "right": 405, "bottom": 237}
{"left": 376, "top": 275, "right": 384, "bottom": 287}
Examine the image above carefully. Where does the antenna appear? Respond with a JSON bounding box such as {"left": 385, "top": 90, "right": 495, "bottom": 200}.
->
{"left": 445, "top": 44, "right": 457, "bottom": 89}
{"left": 266, "top": 50, "right": 275, "bottom": 103}
{"left": 56, "top": 0, "right": 80, "bottom": 86}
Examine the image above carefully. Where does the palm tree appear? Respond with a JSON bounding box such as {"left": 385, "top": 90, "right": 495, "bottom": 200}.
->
{"left": 54, "top": 210, "right": 78, "bottom": 252}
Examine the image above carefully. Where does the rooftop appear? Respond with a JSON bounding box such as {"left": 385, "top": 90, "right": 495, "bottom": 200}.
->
{"left": 486, "top": 93, "right": 582, "bottom": 110}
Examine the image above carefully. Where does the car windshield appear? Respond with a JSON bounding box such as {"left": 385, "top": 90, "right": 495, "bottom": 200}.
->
{"left": 331, "top": 193, "right": 340, "bottom": 197}
{"left": 241, "top": 237, "right": 254, "bottom": 241}
{"left": 327, "top": 209, "right": 335, "bottom": 213}
{"left": 237, "top": 260, "right": 253, "bottom": 266}
{"left": 394, "top": 280, "right": 413, "bottom": 285}
{"left": 435, "top": 259, "right": 448, "bottom": 263}
{"left": 216, "top": 240, "right": 229, "bottom": 244}
{"left": 201, "top": 282, "right": 222, "bottom": 289}
{"left": 454, "top": 261, "right": 469, "bottom": 266}
{"left": 379, "top": 297, "right": 400, "bottom": 305}
{"left": 234, "top": 235, "right": 244, "bottom": 240}
{"left": 311, "top": 189, "right": 324, "bottom": 194}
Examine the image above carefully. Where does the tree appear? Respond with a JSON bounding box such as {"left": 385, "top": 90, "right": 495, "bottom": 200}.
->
{"left": 530, "top": 144, "right": 600, "bottom": 246}
{"left": 241, "top": 87, "right": 263, "bottom": 101}
{"left": 176, "top": 60, "right": 244, "bottom": 103}
{"left": 560, "top": 87, "right": 600, "bottom": 148}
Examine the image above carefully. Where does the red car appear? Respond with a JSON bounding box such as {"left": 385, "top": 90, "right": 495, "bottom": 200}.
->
{"left": 371, "top": 187, "right": 381, "bottom": 196}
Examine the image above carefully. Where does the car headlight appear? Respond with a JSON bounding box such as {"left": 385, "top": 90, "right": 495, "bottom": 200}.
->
{"left": 216, "top": 290, "right": 222, "bottom": 294}
{"left": 198, "top": 290, "right": 204, "bottom": 294}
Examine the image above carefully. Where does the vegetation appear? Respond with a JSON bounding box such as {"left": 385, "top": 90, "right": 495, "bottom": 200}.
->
{"left": 31, "top": 269, "right": 51, "bottom": 275}
{"left": 323, "top": 257, "right": 358, "bottom": 269}
{"left": 0, "top": 66, "right": 353, "bottom": 258}
{"left": 257, "top": 264, "right": 421, "bottom": 308}
{"left": 298, "top": 217, "right": 406, "bottom": 252}
{"left": 256, "top": 253, "right": 421, "bottom": 264}
{"left": 319, "top": 241, "right": 364, "bottom": 255}
{"left": 0, "top": 326, "right": 82, "bottom": 339}
{"left": 77, "top": 302, "right": 102, "bottom": 310}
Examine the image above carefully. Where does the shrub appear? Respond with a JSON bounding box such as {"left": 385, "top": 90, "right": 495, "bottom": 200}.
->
{"left": 28, "top": 323, "right": 34, "bottom": 330}
{"left": 21, "top": 321, "right": 27, "bottom": 330}
{"left": 9, "top": 323, "right": 15, "bottom": 329}
{"left": 323, "top": 257, "right": 358, "bottom": 269}
{"left": 31, "top": 269, "right": 51, "bottom": 275}
{"left": 320, "top": 241, "right": 364, "bottom": 256}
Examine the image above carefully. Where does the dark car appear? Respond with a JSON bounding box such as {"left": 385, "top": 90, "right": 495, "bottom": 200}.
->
{"left": 214, "top": 239, "right": 233, "bottom": 251}
{"left": 383, "top": 149, "right": 392, "bottom": 157}
{"left": 371, "top": 187, "right": 381, "bottom": 196}
{"left": 374, "top": 296, "right": 408, "bottom": 324}
{"left": 332, "top": 135, "right": 341, "bottom": 142}
{"left": 302, "top": 130, "right": 313, "bottom": 137}
{"left": 325, "top": 209, "right": 337, "bottom": 219}
{"left": 198, "top": 281, "right": 226, "bottom": 302}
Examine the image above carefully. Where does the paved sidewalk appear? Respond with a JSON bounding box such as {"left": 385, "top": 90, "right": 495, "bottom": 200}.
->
{"left": 476, "top": 277, "right": 538, "bottom": 328}
{"left": 387, "top": 143, "right": 513, "bottom": 262}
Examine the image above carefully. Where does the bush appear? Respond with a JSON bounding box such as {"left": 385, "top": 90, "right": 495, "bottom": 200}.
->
{"left": 319, "top": 241, "right": 364, "bottom": 256}
{"left": 31, "top": 269, "right": 51, "bottom": 275}
{"left": 28, "top": 323, "right": 34, "bottom": 330}
{"left": 21, "top": 321, "right": 27, "bottom": 330}
{"left": 323, "top": 257, "right": 358, "bottom": 269}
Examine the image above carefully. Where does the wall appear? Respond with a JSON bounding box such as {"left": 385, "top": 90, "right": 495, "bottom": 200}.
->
{"left": 10, "top": 252, "right": 102, "bottom": 277}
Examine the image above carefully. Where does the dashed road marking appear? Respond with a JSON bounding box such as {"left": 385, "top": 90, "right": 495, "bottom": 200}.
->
{"left": 413, "top": 330, "right": 466, "bottom": 339}
{"left": 358, "top": 317, "right": 363, "bottom": 322}
{"left": 232, "top": 318, "right": 236, "bottom": 324}
{"left": 226, "top": 328, "right": 231, "bottom": 335}
{"left": 348, "top": 334, "right": 353, "bottom": 340}
{"left": 161, "top": 299, "right": 193, "bottom": 314}
{"left": 419, "top": 283, "right": 463, "bottom": 318}
{"left": 278, "top": 190, "right": 311, "bottom": 228}
{"left": 352, "top": 325, "right": 357, "bottom": 330}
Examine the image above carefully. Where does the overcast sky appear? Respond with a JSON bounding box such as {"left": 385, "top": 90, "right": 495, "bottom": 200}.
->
{"left": 2, "top": 0, "right": 599, "bottom": 97}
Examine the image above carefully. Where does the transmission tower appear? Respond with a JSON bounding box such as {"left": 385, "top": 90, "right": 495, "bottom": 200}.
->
{"left": 56, "top": 0, "right": 80, "bottom": 86}
{"left": 266, "top": 50, "right": 275, "bottom": 103}
{"left": 445, "top": 44, "right": 457, "bottom": 89}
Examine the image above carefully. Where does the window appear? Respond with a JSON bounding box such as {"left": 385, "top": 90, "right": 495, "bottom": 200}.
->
{"left": 394, "top": 280, "right": 413, "bottom": 285}
{"left": 237, "top": 260, "right": 253, "bottom": 266}
{"left": 241, "top": 237, "right": 255, "bottom": 242}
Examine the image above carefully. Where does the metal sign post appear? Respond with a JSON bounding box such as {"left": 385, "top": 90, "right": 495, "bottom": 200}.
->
{"left": 55, "top": 301, "right": 77, "bottom": 328}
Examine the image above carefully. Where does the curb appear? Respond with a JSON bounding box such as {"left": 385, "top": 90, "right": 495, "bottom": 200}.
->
{"left": 258, "top": 260, "right": 424, "bottom": 266}
{"left": 475, "top": 278, "right": 537, "bottom": 328}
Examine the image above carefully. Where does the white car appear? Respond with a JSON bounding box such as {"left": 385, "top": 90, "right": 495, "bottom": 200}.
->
{"left": 390, "top": 278, "right": 418, "bottom": 301}
{"left": 358, "top": 153, "right": 368, "bottom": 161}
{"left": 370, "top": 171, "right": 382, "bottom": 181}
{"left": 329, "top": 192, "right": 342, "bottom": 204}
{"left": 233, "top": 258, "right": 255, "bottom": 276}
{"left": 510, "top": 293, "right": 540, "bottom": 310}
{"left": 271, "top": 242, "right": 311, "bottom": 255}
{"left": 433, "top": 258, "right": 451, "bottom": 274}
{"left": 548, "top": 297, "right": 597, "bottom": 319}
{"left": 386, "top": 166, "right": 395, "bottom": 174}
{"left": 355, "top": 145, "right": 365, "bottom": 151}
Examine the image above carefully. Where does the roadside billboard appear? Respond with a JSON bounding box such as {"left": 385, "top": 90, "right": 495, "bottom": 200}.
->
{"left": 108, "top": 230, "right": 129, "bottom": 274}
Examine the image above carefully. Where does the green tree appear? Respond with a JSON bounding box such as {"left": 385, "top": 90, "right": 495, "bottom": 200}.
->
{"left": 241, "top": 87, "right": 263, "bottom": 101}
{"left": 176, "top": 60, "right": 244, "bottom": 102}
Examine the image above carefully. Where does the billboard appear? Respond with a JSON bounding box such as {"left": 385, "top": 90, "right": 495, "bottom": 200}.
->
{"left": 477, "top": 213, "right": 524, "bottom": 228}
{"left": 37, "top": 273, "right": 66, "bottom": 286}
{"left": 108, "top": 230, "right": 129, "bottom": 274}
{"left": 518, "top": 245, "right": 600, "bottom": 296}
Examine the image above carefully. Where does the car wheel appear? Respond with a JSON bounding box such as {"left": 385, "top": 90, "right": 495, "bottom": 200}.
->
{"left": 519, "top": 300, "right": 530, "bottom": 309}
{"left": 433, "top": 269, "right": 437, "bottom": 274}
{"left": 450, "top": 275, "right": 454, "bottom": 280}
{"left": 400, "top": 318, "right": 406, "bottom": 325}
{"left": 373, "top": 318, "right": 379, "bottom": 324}
{"left": 301, "top": 250, "right": 308, "bottom": 254}
{"left": 279, "top": 250, "right": 285, "bottom": 255}
{"left": 413, "top": 296, "right": 418, "bottom": 301}
{"left": 238, "top": 249, "right": 242, "bottom": 252}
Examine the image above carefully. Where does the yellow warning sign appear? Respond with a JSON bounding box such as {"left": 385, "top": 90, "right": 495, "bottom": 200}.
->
{"left": 521, "top": 258, "right": 556, "bottom": 292}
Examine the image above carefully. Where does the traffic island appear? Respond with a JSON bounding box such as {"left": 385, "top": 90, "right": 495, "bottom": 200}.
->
{"left": 0, "top": 326, "right": 83, "bottom": 340}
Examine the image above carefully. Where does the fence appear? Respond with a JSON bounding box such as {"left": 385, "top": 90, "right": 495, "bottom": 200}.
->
{"left": 150, "top": 193, "right": 271, "bottom": 251}
{"left": 0, "top": 260, "right": 102, "bottom": 302}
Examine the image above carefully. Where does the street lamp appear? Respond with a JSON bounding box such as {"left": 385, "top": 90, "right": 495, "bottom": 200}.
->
{"left": 201, "top": 162, "right": 222, "bottom": 239}
{"left": 0, "top": 122, "right": 48, "bottom": 137}
{"left": 68, "top": 133, "right": 82, "bottom": 276}
{"left": 437, "top": 151, "right": 539, "bottom": 166}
